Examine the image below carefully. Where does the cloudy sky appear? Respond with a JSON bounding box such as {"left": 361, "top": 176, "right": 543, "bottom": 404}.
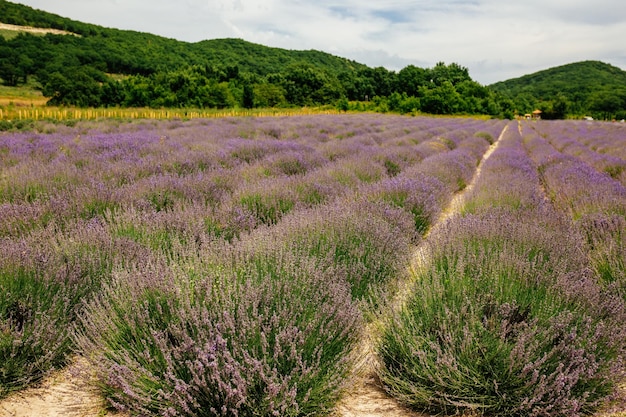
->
{"left": 12, "top": 0, "right": 626, "bottom": 84}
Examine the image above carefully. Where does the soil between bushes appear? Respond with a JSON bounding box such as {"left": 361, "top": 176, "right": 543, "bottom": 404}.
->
{"left": 0, "top": 358, "right": 126, "bottom": 417}
{"left": 334, "top": 125, "right": 507, "bottom": 417}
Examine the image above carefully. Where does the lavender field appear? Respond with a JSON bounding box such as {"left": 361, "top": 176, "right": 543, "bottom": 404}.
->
{"left": 0, "top": 115, "right": 625, "bottom": 417}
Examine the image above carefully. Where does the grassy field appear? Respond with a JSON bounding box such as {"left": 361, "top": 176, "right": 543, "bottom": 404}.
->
{"left": 0, "top": 84, "right": 48, "bottom": 107}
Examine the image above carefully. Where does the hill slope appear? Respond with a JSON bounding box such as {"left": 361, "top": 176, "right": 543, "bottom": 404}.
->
{"left": 0, "top": 0, "right": 365, "bottom": 77}
{"left": 490, "top": 61, "right": 626, "bottom": 118}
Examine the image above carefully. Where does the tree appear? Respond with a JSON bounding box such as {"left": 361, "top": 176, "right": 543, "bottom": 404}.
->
{"left": 387, "top": 92, "right": 404, "bottom": 112}
{"left": 100, "top": 79, "right": 125, "bottom": 107}
{"left": 538, "top": 95, "right": 571, "bottom": 120}
{"left": 589, "top": 91, "right": 623, "bottom": 120}
{"left": 242, "top": 82, "right": 254, "bottom": 109}
{"left": 510, "top": 92, "right": 538, "bottom": 116}
{"left": 336, "top": 97, "right": 349, "bottom": 112}
{"left": 0, "top": 46, "right": 33, "bottom": 86}
{"left": 398, "top": 65, "right": 429, "bottom": 97}
{"left": 280, "top": 63, "right": 343, "bottom": 106}
{"left": 196, "top": 81, "right": 234, "bottom": 108}
{"left": 362, "top": 66, "right": 396, "bottom": 97}
{"left": 281, "top": 64, "right": 322, "bottom": 106}
{"left": 420, "top": 81, "right": 462, "bottom": 114}
{"left": 430, "top": 62, "right": 470, "bottom": 87}
{"left": 121, "top": 75, "right": 151, "bottom": 107}
{"left": 41, "top": 65, "right": 105, "bottom": 107}
{"left": 253, "top": 83, "right": 286, "bottom": 108}
{"left": 551, "top": 94, "right": 569, "bottom": 119}
{"left": 341, "top": 70, "right": 376, "bottom": 101}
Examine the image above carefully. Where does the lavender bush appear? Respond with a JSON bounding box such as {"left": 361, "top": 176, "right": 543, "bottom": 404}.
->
{"left": 532, "top": 121, "right": 626, "bottom": 186}
{"left": 75, "top": 248, "right": 362, "bottom": 417}
{"left": 463, "top": 124, "right": 545, "bottom": 214}
{"left": 364, "top": 174, "right": 446, "bottom": 235}
{"left": 378, "top": 211, "right": 623, "bottom": 416}
{"left": 579, "top": 214, "right": 626, "bottom": 292}
{"left": 242, "top": 200, "right": 416, "bottom": 304}
{"left": 0, "top": 218, "right": 136, "bottom": 398}
{"left": 5, "top": 114, "right": 580, "bottom": 414}
{"left": 414, "top": 146, "right": 485, "bottom": 194}
{"left": 522, "top": 125, "right": 626, "bottom": 220}
{"left": 522, "top": 122, "right": 626, "bottom": 302}
{"left": 0, "top": 260, "right": 72, "bottom": 397}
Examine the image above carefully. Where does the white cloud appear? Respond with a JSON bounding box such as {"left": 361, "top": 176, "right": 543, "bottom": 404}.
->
{"left": 12, "top": 0, "right": 626, "bottom": 84}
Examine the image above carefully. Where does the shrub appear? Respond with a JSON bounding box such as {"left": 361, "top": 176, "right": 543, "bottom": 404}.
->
{"left": 232, "top": 177, "right": 300, "bottom": 227}
{"left": 414, "top": 149, "right": 478, "bottom": 194}
{"left": 75, "top": 249, "right": 362, "bottom": 417}
{"left": 474, "top": 131, "right": 495, "bottom": 145}
{"left": 365, "top": 174, "right": 445, "bottom": 235}
{"left": 378, "top": 212, "right": 623, "bottom": 416}
{"left": 579, "top": 213, "right": 626, "bottom": 292}
{"left": 0, "top": 220, "right": 120, "bottom": 398}
{"left": 238, "top": 192, "right": 295, "bottom": 226}
{"left": 0, "top": 264, "right": 74, "bottom": 398}
{"left": 253, "top": 201, "right": 415, "bottom": 304}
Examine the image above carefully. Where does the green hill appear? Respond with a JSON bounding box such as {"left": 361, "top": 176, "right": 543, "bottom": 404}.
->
{"left": 0, "top": 0, "right": 365, "bottom": 77}
{"left": 490, "top": 61, "right": 626, "bottom": 119}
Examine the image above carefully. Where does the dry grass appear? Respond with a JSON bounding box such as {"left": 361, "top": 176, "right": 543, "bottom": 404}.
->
{"left": 0, "top": 104, "right": 342, "bottom": 122}
{"left": 0, "top": 22, "right": 78, "bottom": 37}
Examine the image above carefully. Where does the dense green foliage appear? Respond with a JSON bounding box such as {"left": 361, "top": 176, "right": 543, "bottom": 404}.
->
{"left": 491, "top": 61, "right": 626, "bottom": 120}
{"left": 0, "top": 0, "right": 513, "bottom": 117}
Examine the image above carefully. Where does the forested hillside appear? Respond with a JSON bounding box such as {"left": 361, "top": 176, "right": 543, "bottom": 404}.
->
{"left": 0, "top": 0, "right": 514, "bottom": 117}
{"left": 490, "top": 61, "right": 626, "bottom": 120}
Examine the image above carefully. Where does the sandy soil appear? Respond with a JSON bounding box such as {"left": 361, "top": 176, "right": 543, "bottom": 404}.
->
{"left": 0, "top": 358, "right": 124, "bottom": 417}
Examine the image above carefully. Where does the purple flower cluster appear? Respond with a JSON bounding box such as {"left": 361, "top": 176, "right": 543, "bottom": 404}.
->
{"left": 535, "top": 121, "right": 626, "bottom": 186}
{"left": 464, "top": 122, "right": 546, "bottom": 213}
{"left": 75, "top": 249, "right": 362, "bottom": 417}
{"left": 523, "top": 122, "right": 626, "bottom": 219}
{"left": 522, "top": 121, "right": 626, "bottom": 313}
{"left": 0, "top": 217, "right": 153, "bottom": 397}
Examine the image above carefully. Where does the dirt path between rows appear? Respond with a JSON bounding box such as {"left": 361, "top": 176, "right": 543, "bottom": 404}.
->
{"left": 335, "top": 123, "right": 510, "bottom": 417}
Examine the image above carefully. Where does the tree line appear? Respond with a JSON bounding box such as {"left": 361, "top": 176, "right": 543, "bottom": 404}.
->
{"left": 0, "top": 0, "right": 513, "bottom": 118}
{"left": 0, "top": 32, "right": 515, "bottom": 117}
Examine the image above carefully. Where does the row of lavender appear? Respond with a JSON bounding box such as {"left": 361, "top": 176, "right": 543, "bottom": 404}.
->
{"left": 378, "top": 121, "right": 626, "bottom": 416}
{"left": 527, "top": 120, "right": 626, "bottom": 188}
{"left": 0, "top": 115, "right": 500, "bottom": 237}
{"left": 0, "top": 115, "right": 504, "bottom": 415}
{"left": 522, "top": 121, "right": 626, "bottom": 322}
